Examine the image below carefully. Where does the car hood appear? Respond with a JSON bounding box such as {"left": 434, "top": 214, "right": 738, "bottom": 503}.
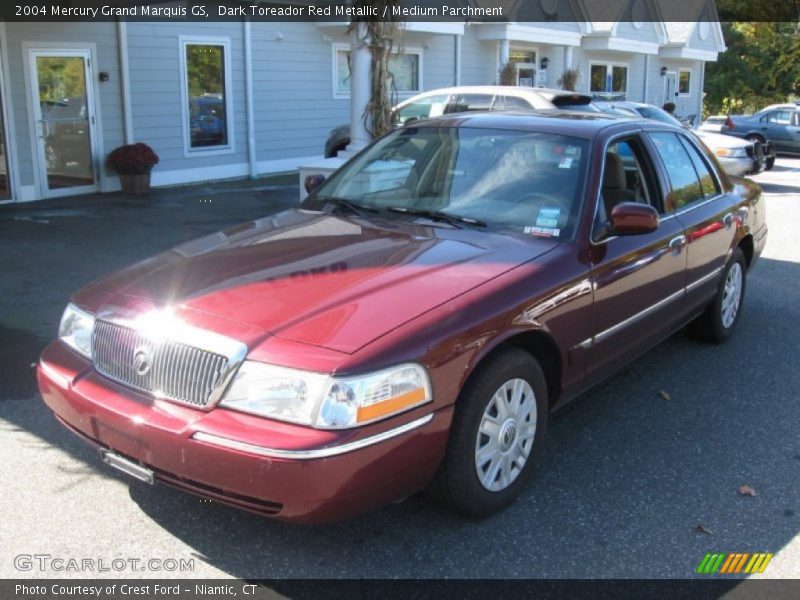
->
{"left": 78, "top": 209, "right": 557, "bottom": 354}
{"left": 696, "top": 130, "right": 750, "bottom": 149}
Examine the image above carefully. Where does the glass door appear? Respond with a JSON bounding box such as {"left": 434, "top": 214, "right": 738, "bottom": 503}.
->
{"left": 515, "top": 63, "right": 537, "bottom": 87}
{"left": 29, "top": 50, "right": 97, "bottom": 197}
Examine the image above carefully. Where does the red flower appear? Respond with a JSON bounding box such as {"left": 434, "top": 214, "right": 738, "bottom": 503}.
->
{"left": 106, "top": 143, "right": 159, "bottom": 175}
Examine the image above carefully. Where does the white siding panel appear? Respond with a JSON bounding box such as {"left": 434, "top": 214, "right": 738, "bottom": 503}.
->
{"left": 127, "top": 22, "right": 248, "bottom": 173}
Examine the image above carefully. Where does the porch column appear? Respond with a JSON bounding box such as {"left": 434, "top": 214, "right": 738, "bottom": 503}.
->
{"left": 345, "top": 22, "right": 372, "bottom": 154}
{"left": 563, "top": 46, "right": 573, "bottom": 69}
{"left": 499, "top": 39, "right": 510, "bottom": 65}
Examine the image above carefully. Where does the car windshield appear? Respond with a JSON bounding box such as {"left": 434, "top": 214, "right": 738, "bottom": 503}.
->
{"left": 303, "top": 126, "right": 590, "bottom": 240}
{"left": 635, "top": 106, "right": 683, "bottom": 127}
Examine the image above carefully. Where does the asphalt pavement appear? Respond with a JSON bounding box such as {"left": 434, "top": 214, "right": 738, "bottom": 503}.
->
{"left": 0, "top": 163, "right": 798, "bottom": 580}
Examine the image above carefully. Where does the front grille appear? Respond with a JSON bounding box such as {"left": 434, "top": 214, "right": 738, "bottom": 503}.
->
{"left": 92, "top": 320, "right": 230, "bottom": 408}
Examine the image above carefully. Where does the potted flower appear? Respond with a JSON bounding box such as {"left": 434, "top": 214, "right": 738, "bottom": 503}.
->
{"left": 106, "top": 143, "right": 159, "bottom": 195}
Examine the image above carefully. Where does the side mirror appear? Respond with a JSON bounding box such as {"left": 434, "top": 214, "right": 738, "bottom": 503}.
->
{"left": 304, "top": 174, "right": 325, "bottom": 194}
{"left": 610, "top": 202, "right": 659, "bottom": 235}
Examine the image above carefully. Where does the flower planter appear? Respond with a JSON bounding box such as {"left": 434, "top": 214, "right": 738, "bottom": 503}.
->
{"left": 118, "top": 172, "right": 152, "bottom": 195}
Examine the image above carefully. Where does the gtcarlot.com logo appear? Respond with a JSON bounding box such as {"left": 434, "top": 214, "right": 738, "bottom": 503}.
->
{"left": 696, "top": 552, "right": 773, "bottom": 575}
{"left": 14, "top": 554, "right": 195, "bottom": 573}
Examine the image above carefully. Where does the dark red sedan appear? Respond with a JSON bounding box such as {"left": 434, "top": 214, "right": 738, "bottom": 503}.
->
{"left": 38, "top": 112, "right": 766, "bottom": 523}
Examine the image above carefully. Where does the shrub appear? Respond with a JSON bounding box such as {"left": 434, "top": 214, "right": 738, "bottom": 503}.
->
{"left": 106, "top": 143, "right": 159, "bottom": 175}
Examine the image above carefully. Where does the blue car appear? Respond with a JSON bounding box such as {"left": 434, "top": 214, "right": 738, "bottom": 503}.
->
{"left": 723, "top": 105, "right": 800, "bottom": 156}
{"left": 190, "top": 97, "right": 226, "bottom": 147}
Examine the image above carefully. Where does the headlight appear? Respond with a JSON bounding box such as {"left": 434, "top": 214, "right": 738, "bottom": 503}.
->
{"left": 715, "top": 147, "right": 747, "bottom": 158}
{"left": 220, "top": 362, "right": 432, "bottom": 429}
{"left": 58, "top": 303, "right": 95, "bottom": 359}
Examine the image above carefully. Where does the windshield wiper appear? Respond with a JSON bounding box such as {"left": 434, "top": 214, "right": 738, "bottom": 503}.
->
{"left": 387, "top": 207, "right": 486, "bottom": 228}
{"left": 315, "top": 196, "right": 378, "bottom": 216}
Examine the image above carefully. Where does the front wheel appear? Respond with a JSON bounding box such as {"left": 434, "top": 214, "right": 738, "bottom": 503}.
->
{"left": 427, "top": 348, "right": 548, "bottom": 517}
{"left": 689, "top": 247, "right": 747, "bottom": 343}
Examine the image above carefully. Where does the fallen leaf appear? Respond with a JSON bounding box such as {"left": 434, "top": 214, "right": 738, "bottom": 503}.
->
{"left": 659, "top": 390, "right": 671, "bottom": 401}
{"left": 694, "top": 524, "right": 713, "bottom": 535}
{"left": 738, "top": 484, "right": 757, "bottom": 497}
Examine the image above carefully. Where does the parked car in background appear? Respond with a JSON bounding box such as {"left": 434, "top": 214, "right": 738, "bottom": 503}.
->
{"left": 190, "top": 96, "right": 226, "bottom": 147}
{"left": 40, "top": 111, "right": 766, "bottom": 523}
{"left": 324, "top": 86, "right": 596, "bottom": 157}
{"left": 699, "top": 116, "right": 728, "bottom": 133}
{"left": 40, "top": 97, "right": 92, "bottom": 171}
{"left": 595, "top": 101, "right": 774, "bottom": 176}
{"left": 721, "top": 105, "right": 800, "bottom": 156}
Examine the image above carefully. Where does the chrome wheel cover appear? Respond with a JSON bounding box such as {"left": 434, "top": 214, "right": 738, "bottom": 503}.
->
{"left": 721, "top": 262, "right": 743, "bottom": 329}
{"left": 474, "top": 378, "right": 537, "bottom": 492}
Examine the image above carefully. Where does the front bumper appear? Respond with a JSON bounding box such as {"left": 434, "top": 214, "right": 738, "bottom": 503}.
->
{"left": 38, "top": 341, "right": 451, "bottom": 523}
{"left": 716, "top": 155, "right": 760, "bottom": 178}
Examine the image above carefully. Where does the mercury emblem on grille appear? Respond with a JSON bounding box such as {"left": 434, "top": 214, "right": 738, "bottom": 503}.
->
{"left": 133, "top": 345, "right": 153, "bottom": 377}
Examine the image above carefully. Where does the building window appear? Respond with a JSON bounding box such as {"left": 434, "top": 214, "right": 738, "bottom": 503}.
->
{"left": 180, "top": 37, "right": 233, "bottom": 154}
{"left": 678, "top": 69, "right": 691, "bottom": 96}
{"left": 590, "top": 63, "right": 628, "bottom": 95}
{"left": 334, "top": 45, "right": 421, "bottom": 98}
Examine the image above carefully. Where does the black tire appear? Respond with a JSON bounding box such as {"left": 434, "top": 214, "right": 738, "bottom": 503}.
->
{"left": 765, "top": 152, "right": 775, "bottom": 171}
{"left": 427, "top": 347, "right": 548, "bottom": 517}
{"left": 689, "top": 247, "right": 747, "bottom": 343}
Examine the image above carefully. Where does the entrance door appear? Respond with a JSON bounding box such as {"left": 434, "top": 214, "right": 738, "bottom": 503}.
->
{"left": 29, "top": 50, "right": 97, "bottom": 197}
{"left": 516, "top": 63, "right": 537, "bottom": 87}
{"left": 663, "top": 72, "right": 677, "bottom": 105}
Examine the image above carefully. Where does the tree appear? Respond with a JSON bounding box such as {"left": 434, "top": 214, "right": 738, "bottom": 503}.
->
{"left": 348, "top": 0, "right": 403, "bottom": 140}
{"left": 704, "top": 22, "right": 800, "bottom": 115}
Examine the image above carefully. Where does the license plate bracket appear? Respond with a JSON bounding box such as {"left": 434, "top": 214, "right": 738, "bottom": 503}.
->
{"left": 101, "top": 450, "right": 154, "bottom": 485}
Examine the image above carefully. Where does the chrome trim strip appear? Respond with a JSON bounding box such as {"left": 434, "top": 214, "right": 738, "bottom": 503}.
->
{"left": 192, "top": 414, "right": 434, "bottom": 460}
{"left": 594, "top": 288, "right": 685, "bottom": 344}
{"left": 686, "top": 266, "right": 723, "bottom": 293}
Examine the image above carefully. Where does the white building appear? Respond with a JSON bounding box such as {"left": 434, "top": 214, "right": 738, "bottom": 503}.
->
{"left": 0, "top": 1, "right": 725, "bottom": 203}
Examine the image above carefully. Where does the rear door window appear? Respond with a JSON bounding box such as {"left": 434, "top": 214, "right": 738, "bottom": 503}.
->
{"left": 448, "top": 94, "right": 496, "bottom": 113}
{"left": 503, "top": 95, "right": 535, "bottom": 110}
{"left": 394, "top": 94, "right": 449, "bottom": 125}
{"left": 648, "top": 132, "right": 720, "bottom": 211}
{"left": 677, "top": 136, "right": 720, "bottom": 198}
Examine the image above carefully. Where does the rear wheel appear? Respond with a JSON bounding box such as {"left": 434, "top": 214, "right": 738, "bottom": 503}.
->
{"left": 427, "top": 348, "right": 548, "bottom": 517}
{"left": 689, "top": 247, "right": 747, "bottom": 343}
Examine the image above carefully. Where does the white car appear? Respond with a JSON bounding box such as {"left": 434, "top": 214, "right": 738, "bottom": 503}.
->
{"left": 324, "top": 86, "right": 598, "bottom": 157}
{"left": 595, "top": 102, "right": 772, "bottom": 177}
{"left": 699, "top": 115, "right": 728, "bottom": 133}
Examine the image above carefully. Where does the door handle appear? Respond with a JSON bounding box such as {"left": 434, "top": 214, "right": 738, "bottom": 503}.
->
{"left": 722, "top": 212, "right": 734, "bottom": 227}
{"left": 669, "top": 235, "right": 686, "bottom": 250}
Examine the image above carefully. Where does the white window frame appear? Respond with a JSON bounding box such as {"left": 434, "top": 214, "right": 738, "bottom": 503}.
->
{"left": 179, "top": 36, "right": 234, "bottom": 157}
{"left": 678, "top": 68, "right": 692, "bottom": 97}
{"left": 588, "top": 61, "right": 630, "bottom": 94}
{"left": 332, "top": 43, "right": 423, "bottom": 100}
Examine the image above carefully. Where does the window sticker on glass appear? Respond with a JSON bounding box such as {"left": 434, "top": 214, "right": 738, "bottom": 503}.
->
{"left": 558, "top": 157, "right": 573, "bottom": 169}
{"left": 524, "top": 225, "right": 561, "bottom": 238}
{"left": 536, "top": 207, "right": 561, "bottom": 229}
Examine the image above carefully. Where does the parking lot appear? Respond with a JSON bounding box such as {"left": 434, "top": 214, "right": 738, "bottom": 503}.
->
{"left": 0, "top": 161, "right": 798, "bottom": 579}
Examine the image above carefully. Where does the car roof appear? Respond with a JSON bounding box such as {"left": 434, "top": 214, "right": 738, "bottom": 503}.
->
{"left": 596, "top": 100, "right": 649, "bottom": 109}
{"left": 401, "top": 85, "right": 587, "bottom": 100}
{"left": 409, "top": 109, "right": 657, "bottom": 138}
